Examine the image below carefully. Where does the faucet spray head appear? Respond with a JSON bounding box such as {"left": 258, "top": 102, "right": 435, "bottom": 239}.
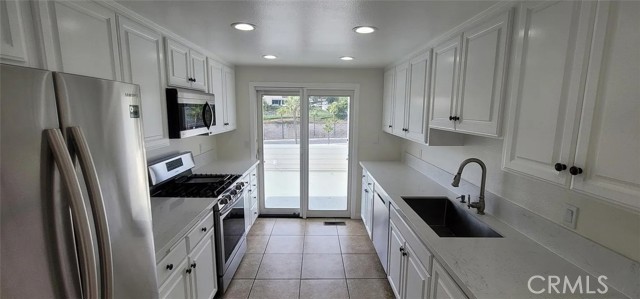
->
{"left": 452, "top": 173, "right": 461, "bottom": 187}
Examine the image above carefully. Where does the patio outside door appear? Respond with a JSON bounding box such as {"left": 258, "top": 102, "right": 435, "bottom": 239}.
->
{"left": 258, "top": 89, "right": 353, "bottom": 218}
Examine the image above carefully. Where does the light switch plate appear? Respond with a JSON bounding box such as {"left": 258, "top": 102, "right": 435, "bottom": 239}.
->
{"left": 562, "top": 204, "right": 579, "bottom": 229}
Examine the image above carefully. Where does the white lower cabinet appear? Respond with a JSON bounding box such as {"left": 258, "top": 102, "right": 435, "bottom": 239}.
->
{"left": 388, "top": 205, "right": 434, "bottom": 299}
{"left": 158, "top": 211, "right": 218, "bottom": 299}
{"left": 160, "top": 258, "right": 191, "bottom": 299}
{"left": 360, "top": 173, "right": 374, "bottom": 238}
{"left": 430, "top": 260, "right": 467, "bottom": 299}
{"left": 190, "top": 235, "right": 217, "bottom": 299}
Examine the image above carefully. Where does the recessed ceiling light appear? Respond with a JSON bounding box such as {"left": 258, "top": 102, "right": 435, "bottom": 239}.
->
{"left": 231, "top": 22, "right": 256, "bottom": 31}
{"left": 263, "top": 55, "right": 277, "bottom": 60}
{"left": 340, "top": 56, "right": 354, "bottom": 61}
{"left": 353, "top": 26, "right": 377, "bottom": 34}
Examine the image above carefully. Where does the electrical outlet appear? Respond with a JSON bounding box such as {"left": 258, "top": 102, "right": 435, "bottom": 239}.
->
{"left": 562, "top": 204, "right": 579, "bottom": 229}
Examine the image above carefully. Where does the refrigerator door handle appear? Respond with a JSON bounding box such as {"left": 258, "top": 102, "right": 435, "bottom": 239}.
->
{"left": 46, "top": 129, "right": 100, "bottom": 299}
{"left": 69, "top": 127, "right": 113, "bottom": 299}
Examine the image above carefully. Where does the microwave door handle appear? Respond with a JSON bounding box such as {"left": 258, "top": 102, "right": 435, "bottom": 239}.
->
{"left": 46, "top": 129, "right": 100, "bottom": 299}
{"left": 202, "top": 103, "right": 212, "bottom": 130}
{"left": 69, "top": 127, "right": 113, "bottom": 299}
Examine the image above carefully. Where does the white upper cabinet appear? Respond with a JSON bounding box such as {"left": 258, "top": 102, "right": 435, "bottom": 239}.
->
{"left": 392, "top": 62, "right": 410, "bottom": 136}
{"left": 429, "top": 9, "right": 512, "bottom": 137}
{"left": 118, "top": 15, "right": 169, "bottom": 150}
{"left": 382, "top": 69, "right": 395, "bottom": 133}
{"left": 206, "top": 59, "right": 236, "bottom": 134}
{"left": 207, "top": 58, "right": 225, "bottom": 134}
{"left": 42, "top": 0, "right": 121, "bottom": 80}
{"left": 429, "top": 35, "right": 461, "bottom": 131}
{"left": 456, "top": 9, "right": 512, "bottom": 137}
{"left": 571, "top": 1, "right": 640, "bottom": 209}
{"left": 385, "top": 52, "right": 431, "bottom": 143}
{"left": 0, "top": 0, "right": 29, "bottom": 65}
{"left": 166, "top": 38, "right": 192, "bottom": 89}
{"left": 222, "top": 66, "right": 237, "bottom": 130}
{"left": 503, "top": 1, "right": 595, "bottom": 186}
{"left": 165, "top": 37, "right": 208, "bottom": 91}
{"left": 405, "top": 52, "right": 431, "bottom": 143}
{"left": 503, "top": 1, "right": 638, "bottom": 209}
{"left": 189, "top": 49, "right": 207, "bottom": 92}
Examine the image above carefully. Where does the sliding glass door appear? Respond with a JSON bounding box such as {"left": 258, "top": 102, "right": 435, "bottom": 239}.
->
{"left": 304, "top": 90, "right": 352, "bottom": 217}
{"left": 258, "top": 89, "right": 353, "bottom": 218}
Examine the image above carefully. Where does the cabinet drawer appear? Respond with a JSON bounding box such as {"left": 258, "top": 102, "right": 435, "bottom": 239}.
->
{"left": 186, "top": 211, "right": 214, "bottom": 252}
{"left": 390, "top": 204, "right": 432, "bottom": 272}
{"left": 156, "top": 238, "right": 188, "bottom": 286}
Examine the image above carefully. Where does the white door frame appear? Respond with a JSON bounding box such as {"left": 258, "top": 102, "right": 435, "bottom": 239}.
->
{"left": 250, "top": 82, "right": 360, "bottom": 219}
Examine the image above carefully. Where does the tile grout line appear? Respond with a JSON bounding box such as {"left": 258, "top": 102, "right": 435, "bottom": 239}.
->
{"left": 337, "top": 230, "right": 352, "bottom": 299}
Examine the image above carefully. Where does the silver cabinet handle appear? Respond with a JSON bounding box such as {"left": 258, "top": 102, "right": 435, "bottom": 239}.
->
{"left": 46, "top": 129, "right": 99, "bottom": 299}
{"left": 69, "top": 127, "right": 113, "bottom": 299}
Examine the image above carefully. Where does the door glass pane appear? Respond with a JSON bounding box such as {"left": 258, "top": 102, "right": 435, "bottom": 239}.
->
{"left": 308, "top": 96, "right": 349, "bottom": 210}
{"left": 262, "top": 95, "right": 300, "bottom": 209}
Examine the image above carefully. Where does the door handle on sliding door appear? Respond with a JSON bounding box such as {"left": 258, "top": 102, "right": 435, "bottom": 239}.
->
{"left": 69, "top": 127, "right": 113, "bottom": 299}
{"left": 46, "top": 129, "right": 99, "bottom": 299}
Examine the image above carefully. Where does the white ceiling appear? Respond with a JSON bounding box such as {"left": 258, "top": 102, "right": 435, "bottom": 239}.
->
{"left": 117, "top": 0, "right": 497, "bottom": 67}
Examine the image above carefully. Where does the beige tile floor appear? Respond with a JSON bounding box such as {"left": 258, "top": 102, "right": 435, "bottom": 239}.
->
{"left": 220, "top": 218, "right": 395, "bottom": 299}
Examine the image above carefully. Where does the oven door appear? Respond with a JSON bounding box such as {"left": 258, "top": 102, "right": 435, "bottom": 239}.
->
{"left": 218, "top": 197, "right": 246, "bottom": 271}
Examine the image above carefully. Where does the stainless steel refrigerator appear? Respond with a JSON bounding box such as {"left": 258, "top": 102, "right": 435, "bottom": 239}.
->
{"left": 0, "top": 64, "right": 158, "bottom": 298}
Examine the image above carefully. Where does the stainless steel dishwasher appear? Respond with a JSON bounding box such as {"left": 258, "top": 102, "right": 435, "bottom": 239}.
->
{"left": 372, "top": 191, "right": 390, "bottom": 273}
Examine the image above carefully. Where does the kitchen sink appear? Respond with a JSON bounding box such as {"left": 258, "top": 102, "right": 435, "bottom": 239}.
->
{"left": 402, "top": 196, "right": 502, "bottom": 238}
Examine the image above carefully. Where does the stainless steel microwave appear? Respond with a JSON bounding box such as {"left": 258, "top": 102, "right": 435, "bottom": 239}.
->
{"left": 166, "top": 88, "right": 215, "bottom": 138}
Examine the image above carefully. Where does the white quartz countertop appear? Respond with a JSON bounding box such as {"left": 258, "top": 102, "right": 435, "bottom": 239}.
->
{"left": 151, "top": 197, "right": 217, "bottom": 257}
{"left": 360, "top": 161, "right": 626, "bottom": 299}
{"left": 151, "top": 160, "right": 259, "bottom": 257}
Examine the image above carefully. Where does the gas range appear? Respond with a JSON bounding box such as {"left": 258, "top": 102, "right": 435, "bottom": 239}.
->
{"left": 148, "top": 153, "right": 246, "bottom": 211}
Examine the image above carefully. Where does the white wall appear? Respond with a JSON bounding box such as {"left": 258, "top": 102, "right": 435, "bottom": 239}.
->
{"left": 402, "top": 136, "right": 640, "bottom": 262}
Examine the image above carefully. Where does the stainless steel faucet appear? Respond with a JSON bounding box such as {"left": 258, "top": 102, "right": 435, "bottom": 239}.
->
{"left": 451, "top": 158, "right": 486, "bottom": 215}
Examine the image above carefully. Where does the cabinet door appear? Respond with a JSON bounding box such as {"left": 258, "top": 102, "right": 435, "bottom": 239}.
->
{"left": 392, "top": 62, "right": 409, "bottom": 136}
{"left": 207, "top": 58, "right": 225, "bottom": 133}
{"left": 405, "top": 52, "right": 430, "bottom": 143}
{"left": 571, "top": 1, "right": 640, "bottom": 208}
{"left": 387, "top": 221, "right": 405, "bottom": 299}
{"left": 118, "top": 16, "right": 169, "bottom": 150}
{"left": 456, "top": 10, "right": 512, "bottom": 137}
{"left": 189, "top": 49, "right": 207, "bottom": 91}
{"left": 190, "top": 234, "right": 218, "bottom": 299}
{"left": 430, "top": 260, "right": 467, "bottom": 299}
{"left": 429, "top": 36, "right": 461, "bottom": 130}
{"left": 0, "top": 0, "right": 28, "bottom": 64}
{"left": 502, "top": 1, "right": 594, "bottom": 185}
{"left": 159, "top": 259, "right": 191, "bottom": 299}
{"left": 360, "top": 178, "right": 369, "bottom": 225}
{"left": 223, "top": 66, "right": 237, "bottom": 130}
{"left": 403, "top": 244, "right": 430, "bottom": 299}
{"left": 51, "top": 0, "right": 121, "bottom": 80}
{"left": 165, "top": 38, "right": 191, "bottom": 88}
{"left": 382, "top": 69, "right": 396, "bottom": 133}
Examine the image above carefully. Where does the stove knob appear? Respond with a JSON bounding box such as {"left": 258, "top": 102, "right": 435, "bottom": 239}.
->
{"left": 235, "top": 183, "right": 244, "bottom": 190}
{"left": 230, "top": 190, "right": 237, "bottom": 196}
